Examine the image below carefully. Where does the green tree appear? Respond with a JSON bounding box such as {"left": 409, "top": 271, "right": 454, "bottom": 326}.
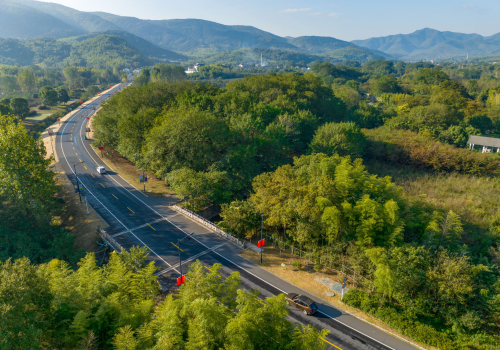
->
{"left": 0, "top": 103, "right": 10, "bottom": 116}
{"left": 310, "top": 121, "right": 367, "bottom": 159}
{"left": 57, "top": 87, "right": 70, "bottom": 104}
{"left": 132, "top": 68, "right": 150, "bottom": 87}
{"left": 9, "top": 97, "right": 29, "bottom": 120}
{"left": 63, "top": 66, "right": 80, "bottom": 88}
{"left": 39, "top": 86, "right": 59, "bottom": 106}
{"left": 0, "top": 258, "right": 52, "bottom": 350}
{"left": 150, "top": 63, "right": 186, "bottom": 82}
{"left": 371, "top": 76, "right": 401, "bottom": 95}
{"left": 17, "top": 67, "right": 36, "bottom": 93}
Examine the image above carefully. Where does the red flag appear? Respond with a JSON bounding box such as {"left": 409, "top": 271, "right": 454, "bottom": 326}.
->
{"left": 257, "top": 240, "right": 261, "bottom": 248}
{"left": 262, "top": 239, "right": 265, "bottom": 246}
{"left": 57, "top": 118, "right": 60, "bottom": 121}
{"left": 177, "top": 277, "right": 181, "bottom": 286}
{"left": 181, "top": 275, "right": 186, "bottom": 284}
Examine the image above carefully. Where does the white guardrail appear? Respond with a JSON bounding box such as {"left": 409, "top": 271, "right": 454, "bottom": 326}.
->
{"left": 170, "top": 205, "right": 245, "bottom": 248}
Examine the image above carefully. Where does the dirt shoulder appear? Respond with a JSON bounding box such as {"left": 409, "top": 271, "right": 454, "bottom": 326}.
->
{"left": 87, "top": 115, "right": 173, "bottom": 197}
{"left": 240, "top": 247, "right": 433, "bottom": 350}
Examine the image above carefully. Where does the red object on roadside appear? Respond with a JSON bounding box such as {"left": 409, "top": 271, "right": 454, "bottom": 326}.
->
{"left": 98, "top": 146, "right": 104, "bottom": 150}
{"left": 86, "top": 117, "right": 90, "bottom": 120}
{"left": 262, "top": 239, "right": 265, "bottom": 246}
{"left": 257, "top": 240, "right": 261, "bottom": 248}
{"left": 57, "top": 118, "right": 60, "bottom": 121}
{"left": 177, "top": 275, "right": 186, "bottom": 286}
{"left": 80, "top": 101, "right": 83, "bottom": 104}
{"left": 257, "top": 239, "right": 266, "bottom": 248}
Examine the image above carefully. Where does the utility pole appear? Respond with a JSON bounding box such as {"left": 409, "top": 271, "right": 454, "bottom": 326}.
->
{"left": 178, "top": 232, "right": 194, "bottom": 277}
{"left": 73, "top": 161, "right": 84, "bottom": 203}
{"left": 252, "top": 212, "right": 265, "bottom": 264}
{"left": 85, "top": 196, "right": 90, "bottom": 214}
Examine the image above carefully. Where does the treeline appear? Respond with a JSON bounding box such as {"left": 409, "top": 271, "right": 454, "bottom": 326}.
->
{"left": 1, "top": 253, "right": 328, "bottom": 350}
{"left": 0, "top": 64, "right": 121, "bottom": 99}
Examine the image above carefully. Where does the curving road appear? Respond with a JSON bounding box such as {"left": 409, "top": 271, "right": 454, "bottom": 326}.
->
{"left": 55, "top": 83, "right": 418, "bottom": 350}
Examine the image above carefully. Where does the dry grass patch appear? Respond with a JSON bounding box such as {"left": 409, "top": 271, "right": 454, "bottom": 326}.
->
{"left": 53, "top": 172, "right": 107, "bottom": 252}
{"left": 91, "top": 145, "right": 174, "bottom": 197}
{"left": 240, "top": 246, "right": 434, "bottom": 350}
{"left": 367, "top": 161, "right": 500, "bottom": 231}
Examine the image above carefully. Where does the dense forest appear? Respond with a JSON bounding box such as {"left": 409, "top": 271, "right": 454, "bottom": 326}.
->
{"left": 0, "top": 34, "right": 153, "bottom": 69}
{"left": 92, "top": 60, "right": 500, "bottom": 349}
{"left": 0, "top": 63, "right": 122, "bottom": 99}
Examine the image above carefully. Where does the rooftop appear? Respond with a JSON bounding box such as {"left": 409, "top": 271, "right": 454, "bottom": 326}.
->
{"left": 467, "top": 135, "right": 500, "bottom": 148}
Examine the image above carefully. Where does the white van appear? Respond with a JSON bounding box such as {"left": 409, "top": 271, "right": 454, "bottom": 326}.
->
{"left": 97, "top": 166, "right": 106, "bottom": 175}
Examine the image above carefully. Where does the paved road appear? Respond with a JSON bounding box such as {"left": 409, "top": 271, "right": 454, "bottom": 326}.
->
{"left": 55, "top": 84, "right": 418, "bottom": 350}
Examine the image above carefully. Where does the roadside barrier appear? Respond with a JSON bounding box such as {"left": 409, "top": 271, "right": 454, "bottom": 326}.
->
{"left": 170, "top": 205, "right": 245, "bottom": 248}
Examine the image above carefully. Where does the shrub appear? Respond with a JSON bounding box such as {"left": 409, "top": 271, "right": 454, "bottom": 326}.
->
{"left": 38, "top": 104, "right": 48, "bottom": 110}
{"left": 292, "top": 261, "right": 302, "bottom": 270}
{"left": 28, "top": 110, "right": 37, "bottom": 116}
{"left": 313, "top": 264, "right": 322, "bottom": 272}
{"left": 343, "top": 289, "right": 457, "bottom": 349}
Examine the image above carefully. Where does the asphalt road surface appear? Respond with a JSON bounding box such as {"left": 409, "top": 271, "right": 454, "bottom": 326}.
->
{"left": 55, "top": 84, "right": 418, "bottom": 350}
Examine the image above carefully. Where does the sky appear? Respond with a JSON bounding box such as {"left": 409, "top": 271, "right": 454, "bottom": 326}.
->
{"left": 42, "top": 0, "right": 500, "bottom": 41}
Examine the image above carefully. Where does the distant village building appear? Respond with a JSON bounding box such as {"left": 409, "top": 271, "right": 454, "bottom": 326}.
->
{"left": 133, "top": 69, "right": 141, "bottom": 76}
{"left": 123, "top": 68, "right": 130, "bottom": 73}
{"left": 301, "top": 67, "right": 310, "bottom": 72}
{"left": 185, "top": 63, "right": 204, "bottom": 74}
{"left": 238, "top": 64, "right": 248, "bottom": 68}
{"left": 467, "top": 135, "right": 500, "bottom": 153}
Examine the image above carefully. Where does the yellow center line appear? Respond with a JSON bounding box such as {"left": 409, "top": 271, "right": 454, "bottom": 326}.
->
{"left": 73, "top": 147, "right": 75, "bottom": 150}
{"left": 127, "top": 207, "right": 135, "bottom": 214}
{"left": 319, "top": 337, "right": 343, "bottom": 350}
{"left": 147, "top": 223, "right": 156, "bottom": 231}
{"left": 76, "top": 152, "right": 78, "bottom": 155}
{"left": 79, "top": 159, "right": 82, "bottom": 162}
{"left": 91, "top": 174, "right": 95, "bottom": 178}
{"left": 100, "top": 183, "right": 105, "bottom": 188}
{"left": 112, "top": 194, "right": 118, "bottom": 200}
{"left": 204, "top": 266, "right": 222, "bottom": 277}
{"left": 84, "top": 166, "right": 87, "bottom": 170}
{"left": 171, "top": 242, "right": 183, "bottom": 251}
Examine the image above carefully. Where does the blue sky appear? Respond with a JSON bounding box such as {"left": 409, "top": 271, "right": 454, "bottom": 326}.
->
{"left": 50, "top": 0, "right": 500, "bottom": 41}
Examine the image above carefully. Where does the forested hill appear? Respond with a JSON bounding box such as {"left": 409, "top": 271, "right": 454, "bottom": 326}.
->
{"left": 61, "top": 31, "right": 186, "bottom": 60}
{"left": 352, "top": 28, "right": 500, "bottom": 60}
{"left": 0, "top": 34, "right": 153, "bottom": 68}
{"left": 0, "top": 0, "right": 84, "bottom": 39}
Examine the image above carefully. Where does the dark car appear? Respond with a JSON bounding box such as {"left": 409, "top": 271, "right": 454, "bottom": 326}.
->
{"left": 286, "top": 293, "right": 318, "bottom": 315}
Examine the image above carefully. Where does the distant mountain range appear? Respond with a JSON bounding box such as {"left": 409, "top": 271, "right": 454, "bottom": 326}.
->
{"left": 0, "top": 0, "right": 498, "bottom": 64}
{"left": 0, "top": 0, "right": 386, "bottom": 63}
{"left": 352, "top": 28, "right": 500, "bottom": 60}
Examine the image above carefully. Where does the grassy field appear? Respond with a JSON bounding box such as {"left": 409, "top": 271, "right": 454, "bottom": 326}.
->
{"left": 365, "top": 160, "right": 500, "bottom": 234}
{"left": 24, "top": 101, "right": 76, "bottom": 130}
